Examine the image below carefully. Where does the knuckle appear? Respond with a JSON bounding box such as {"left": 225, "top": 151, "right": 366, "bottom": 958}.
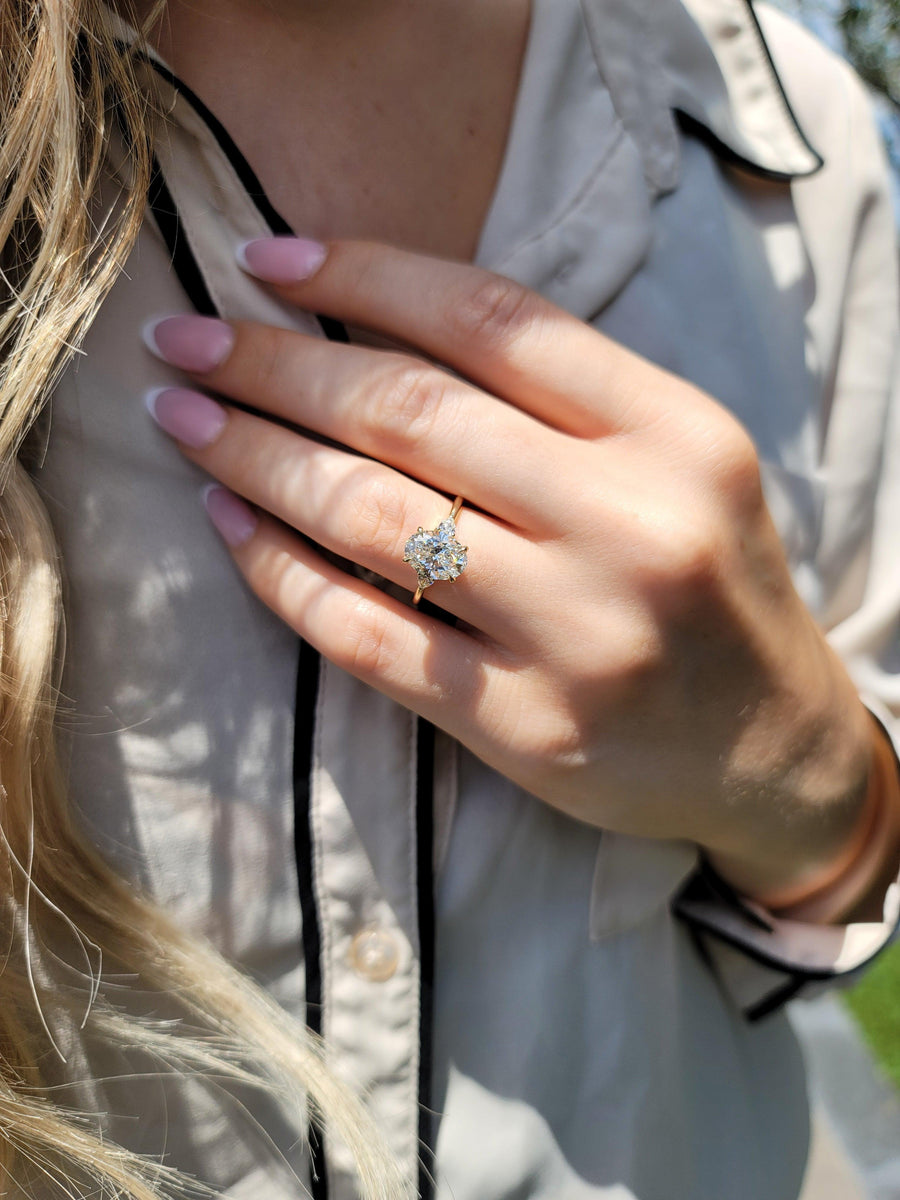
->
{"left": 721, "top": 427, "right": 763, "bottom": 507}
{"left": 343, "top": 471, "right": 407, "bottom": 561}
{"left": 368, "top": 359, "right": 450, "bottom": 451}
{"left": 527, "top": 718, "right": 589, "bottom": 775}
{"left": 604, "top": 621, "right": 667, "bottom": 683}
{"left": 450, "top": 273, "right": 541, "bottom": 351}
{"left": 667, "top": 519, "right": 721, "bottom": 587}
{"left": 336, "top": 594, "right": 398, "bottom": 679}
{"left": 567, "top": 619, "right": 666, "bottom": 697}
{"left": 701, "top": 415, "right": 763, "bottom": 507}
{"left": 641, "top": 512, "right": 723, "bottom": 600}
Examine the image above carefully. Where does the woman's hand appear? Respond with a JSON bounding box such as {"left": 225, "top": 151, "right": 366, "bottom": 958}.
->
{"left": 144, "top": 236, "right": 875, "bottom": 904}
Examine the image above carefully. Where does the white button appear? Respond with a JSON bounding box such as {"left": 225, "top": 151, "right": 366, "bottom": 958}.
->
{"left": 348, "top": 927, "right": 400, "bottom": 982}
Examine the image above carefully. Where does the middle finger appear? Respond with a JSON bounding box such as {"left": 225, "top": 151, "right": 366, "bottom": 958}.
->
{"left": 147, "top": 315, "right": 571, "bottom": 532}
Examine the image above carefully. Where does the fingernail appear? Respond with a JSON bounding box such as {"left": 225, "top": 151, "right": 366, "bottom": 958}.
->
{"left": 143, "top": 315, "right": 235, "bottom": 373}
{"left": 237, "top": 236, "right": 328, "bottom": 284}
{"left": 203, "top": 485, "right": 258, "bottom": 547}
{"left": 146, "top": 387, "right": 228, "bottom": 448}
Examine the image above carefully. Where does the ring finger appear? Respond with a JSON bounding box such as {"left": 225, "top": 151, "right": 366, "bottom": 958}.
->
{"left": 148, "top": 386, "right": 524, "bottom": 637}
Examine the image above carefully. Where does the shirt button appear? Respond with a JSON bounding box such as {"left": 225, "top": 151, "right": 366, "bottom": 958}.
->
{"left": 348, "top": 927, "right": 400, "bottom": 982}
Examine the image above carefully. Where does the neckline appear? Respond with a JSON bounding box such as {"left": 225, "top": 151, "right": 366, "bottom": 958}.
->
{"left": 115, "top": 0, "right": 541, "bottom": 267}
{"left": 137, "top": 0, "right": 656, "bottom": 321}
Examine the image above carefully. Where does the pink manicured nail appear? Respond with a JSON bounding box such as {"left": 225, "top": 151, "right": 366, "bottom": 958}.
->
{"left": 146, "top": 388, "right": 227, "bottom": 448}
{"left": 203, "top": 485, "right": 258, "bottom": 547}
{"left": 237, "top": 237, "right": 328, "bottom": 284}
{"left": 144, "top": 315, "right": 235, "bottom": 373}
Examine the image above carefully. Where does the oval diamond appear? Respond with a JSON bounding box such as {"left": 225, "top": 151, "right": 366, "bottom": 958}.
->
{"left": 403, "top": 514, "right": 468, "bottom": 592}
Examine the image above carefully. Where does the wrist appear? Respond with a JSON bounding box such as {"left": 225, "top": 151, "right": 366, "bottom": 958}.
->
{"left": 709, "top": 713, "right": 900, "bottom": 923}
{"left": 760, "top": 715, "right": 900, "bottom": 923}
{"left": 704, "top": 649, "right": 874, "bottom": 902}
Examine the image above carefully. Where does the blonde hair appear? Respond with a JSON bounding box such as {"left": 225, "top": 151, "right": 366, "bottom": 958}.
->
{"left": 0, "top": 2, "right": 408, "bottom": 1196}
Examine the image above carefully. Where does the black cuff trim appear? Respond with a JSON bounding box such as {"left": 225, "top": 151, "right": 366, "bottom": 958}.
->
{"left": 744, "top": 975, "right": 808, "bottom": 1023}
{"left": 676, "top": 859, "right": 774, "bottom": 932}
{"left": 674, "top": 868, "right": 837, "bottom": 981}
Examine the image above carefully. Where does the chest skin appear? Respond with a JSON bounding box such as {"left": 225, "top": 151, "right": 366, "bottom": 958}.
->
{"left": 127, "top": 0, "right": 531, "bottom": 263}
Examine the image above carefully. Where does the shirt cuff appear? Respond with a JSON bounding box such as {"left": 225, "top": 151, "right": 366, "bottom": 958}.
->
{"left": 672, "top": 858, "right": 900, "bottom": 1021}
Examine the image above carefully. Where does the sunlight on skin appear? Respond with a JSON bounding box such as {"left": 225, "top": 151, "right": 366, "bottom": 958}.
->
{"left": 143, "top": 237, "right": 890, "bottom": 916}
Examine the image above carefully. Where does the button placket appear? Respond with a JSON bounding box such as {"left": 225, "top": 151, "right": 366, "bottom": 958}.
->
{"left": 313, "top": 663, "right": 423, "bottom": 1198}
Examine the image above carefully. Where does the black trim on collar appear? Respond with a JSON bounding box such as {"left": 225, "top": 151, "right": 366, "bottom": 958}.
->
{"left": 147, "top": 157, "right": 217, "bottom": 316}
{"left": 740, "top": 0, "right": 824, "bottom": 174}
{"left": 674, "top": 898, "right": 851, "bottom": 982}
{"left": 145, "top": 56, "right": 295, "bottom": 236}
{"left": 665, "top": 0, "right": 825, "bottom": 183}
{"left": 674, "top": 0, "right": 823, "bottom": 184}
{"left": 674, "top": 109, "right": 817, "bottom": 185}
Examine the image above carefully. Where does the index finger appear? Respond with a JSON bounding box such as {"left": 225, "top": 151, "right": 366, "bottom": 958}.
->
{"left": 238, "top": 237, "right": 672, "bottom": 437}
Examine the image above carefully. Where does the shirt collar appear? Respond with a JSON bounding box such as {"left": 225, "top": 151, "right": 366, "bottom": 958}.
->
{"left": 102, "top": 0, "right": 823, "bottom": 326}
{"left": 476, "top": 0, "right": 824, "bottom": 314}
{"left": 580, "top": 0, "right": 823, "bottom": 192}
{"left": 106, "top": 0, "right": 823, "bottom": 190}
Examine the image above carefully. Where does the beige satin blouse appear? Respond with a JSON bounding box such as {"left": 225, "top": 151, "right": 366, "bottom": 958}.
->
{"left": 30, "top": 1, "right": 900, "bottom": 1197}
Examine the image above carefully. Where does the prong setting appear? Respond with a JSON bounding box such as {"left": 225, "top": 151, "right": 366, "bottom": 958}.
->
{"left": 404, "top": 503, "right": 468, "bottom": 604}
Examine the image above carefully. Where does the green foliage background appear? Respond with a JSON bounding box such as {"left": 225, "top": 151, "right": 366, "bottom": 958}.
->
{"left": 833, "top": 0, "right": 900, "bottom": 109}
{"left": 780, "top": 0, "right": 900, "bottom": 103}
{"left": 777, "top": 0, "right": 900, "bottom": 170}
{"left": 820, "top": 0, "right": 897, "bottom": 106}
{"left": 845, "top": 940, "right": 900, "bottom": 1091}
